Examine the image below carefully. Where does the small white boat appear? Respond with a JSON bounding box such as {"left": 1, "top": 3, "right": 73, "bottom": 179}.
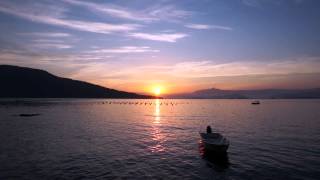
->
{"left": 200, "top": 132, "right": 229, "bottom": 153}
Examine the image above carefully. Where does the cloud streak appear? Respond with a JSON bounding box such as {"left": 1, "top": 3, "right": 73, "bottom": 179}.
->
{"left": 147, "top": 5, "right": 192, "bottom": 21}
{"left": 18, "top": 32, "right": 72, "bottom": 37}
{"left": 63, "top": 0, "right": 191, "bottom": 22}
{"left": 0, "top": 1, "right": 140, "bottom": 34}
{"left": 128, "top": 33, "right": 188, "bottom": 42}
{"left": 0, "top": 1, "right": 189, "bottom": 43}
{"left": 68, "top": 57, "right": 320, "bottom": 85}
{"left": 185, "top": 24, "right": 233, "bottom": 31}
{"left": 31, "top": 43, "right": 72, "bottom": 49}
{"left": 68, "top": 57, "right": 320, "bottom": 92}
{"left": 241, "top": 0, "right": 305, "bottom": 7}
{"left": 63, "top": 0, "right": 156, "bottom": 22}
{"left": 89, "top": 46, "right": 159, "bottom": 54}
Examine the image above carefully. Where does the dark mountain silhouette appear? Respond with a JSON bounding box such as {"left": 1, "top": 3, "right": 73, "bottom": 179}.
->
{"left": 167, "top": 88, "right": 320, "bottom": 99}
{"left": 0, "top": 65, "right": 154, "bottom": 98}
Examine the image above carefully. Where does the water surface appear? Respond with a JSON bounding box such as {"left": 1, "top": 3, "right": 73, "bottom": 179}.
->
{"left": 0, "top": 99, "right": 319, "bottom": 179}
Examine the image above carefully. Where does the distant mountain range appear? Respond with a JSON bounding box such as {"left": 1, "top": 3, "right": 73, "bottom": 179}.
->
{"left": 0, "top": 65, "right": 153, "bottom": 98}
{"left": 166, "top": 88, "right": 320, "bottom": 99}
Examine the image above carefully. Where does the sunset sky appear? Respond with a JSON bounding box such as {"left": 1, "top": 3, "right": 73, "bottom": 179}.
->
{"left": 0, "top": 0, "right": 320, "bottom": 95}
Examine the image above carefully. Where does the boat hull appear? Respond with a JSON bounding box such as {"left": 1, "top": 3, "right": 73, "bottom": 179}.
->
{"left": 200, "top": 133, "right": 229, "bottom": 153}
{"left": 203, "top": 142, "right": 229, "bottom": 153}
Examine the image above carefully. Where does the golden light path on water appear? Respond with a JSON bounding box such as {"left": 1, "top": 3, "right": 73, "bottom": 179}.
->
{"left": 154, "top": 99, "right": 161, "bottom": 123}
{"left": 149, "top": 99, "right": 166, "bottom": 153}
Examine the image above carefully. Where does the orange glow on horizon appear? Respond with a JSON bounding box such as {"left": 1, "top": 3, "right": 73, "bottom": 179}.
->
{"left": 94, "top": 74, "right": 320, "bottom": 95}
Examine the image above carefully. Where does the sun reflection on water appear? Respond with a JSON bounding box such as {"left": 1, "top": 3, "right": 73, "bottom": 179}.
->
{"left": 149, "top": 99, "right": 166, "bottom": 153}
{"left": 154, "top": 99, "right": 160, "bottom": 123}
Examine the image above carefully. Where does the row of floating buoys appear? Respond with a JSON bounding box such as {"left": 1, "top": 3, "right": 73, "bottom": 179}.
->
{"left": 99, "top": 101, "right": 191, "bottom": 106}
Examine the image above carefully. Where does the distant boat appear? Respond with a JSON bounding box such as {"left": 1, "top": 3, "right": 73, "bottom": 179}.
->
{"left": 19, "top": 113, "right": 40, "bottom": 117}
{"left": 251, "top": 100, "right": 260, "bottom": 105}
{"left": 200, "top": 132, "right": 229, "bottom": 153}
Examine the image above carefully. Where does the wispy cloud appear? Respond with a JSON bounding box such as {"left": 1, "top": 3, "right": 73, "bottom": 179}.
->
{"left": 0, "top": 49, "right": 112, "bottom": 66}
{"left": 63, "top": 0, "right": 191, "bottom": 22}
{"left": 0, "top": 1, "right": 140, "bottom": 34}
{"left": 19, "top": 32, "right": 72, "bottom": 37}
{"left": 185, "top": 24, "right": 233, "bottom": 31}
{"left": 63, "top": 0, "right": 156, "bottom": 22}
{"left": 30, "top": 38, "right": 73, "bottom": 49}
{"left": 146, "top": 5, "right": 192, "bottom": 21}
{"left": 241, "top": 0, "right": 304, "bottom": 7}
{"left": 67, "top": 56, "right": 320, "bottom": 92}
{"left": 80, "top": 57, "right": 320, "bottom": 81}
{"left": 18, "top": 32, "right": 74, "bottom": 49}
{"left": 0, "top": 1, "right": 190, "bottom": 43}
{"left": 162, "top": 59, "right": 320, "bottom": 78}
{"left": 128, "top": 33, "right": 188, "bottom": 42}
{"left": 31, "top": 39, "right": 65, "bottom": 43}
{"left": 31, "top": 43, "right": 72, "bottom": 49}
{"left": 89, "top": 46, "right": 159, "bottom": 54}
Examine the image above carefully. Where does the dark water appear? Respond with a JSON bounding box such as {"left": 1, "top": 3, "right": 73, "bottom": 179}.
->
{"left": 0, "top": 99, "right": 319, "bottom": 180}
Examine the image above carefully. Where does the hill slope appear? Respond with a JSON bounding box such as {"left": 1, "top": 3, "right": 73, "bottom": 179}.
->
{"left": 0, "top": 65, "right": 152, "bottom": 98}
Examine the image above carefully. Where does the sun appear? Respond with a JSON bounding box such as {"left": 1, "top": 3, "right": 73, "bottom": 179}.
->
{"left": 153, "top": 87, "right": 162, "bottom": 96}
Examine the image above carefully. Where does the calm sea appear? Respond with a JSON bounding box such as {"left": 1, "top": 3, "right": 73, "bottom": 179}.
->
{"left": 0, "top": 99, "right": 319, "bottom": 179}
